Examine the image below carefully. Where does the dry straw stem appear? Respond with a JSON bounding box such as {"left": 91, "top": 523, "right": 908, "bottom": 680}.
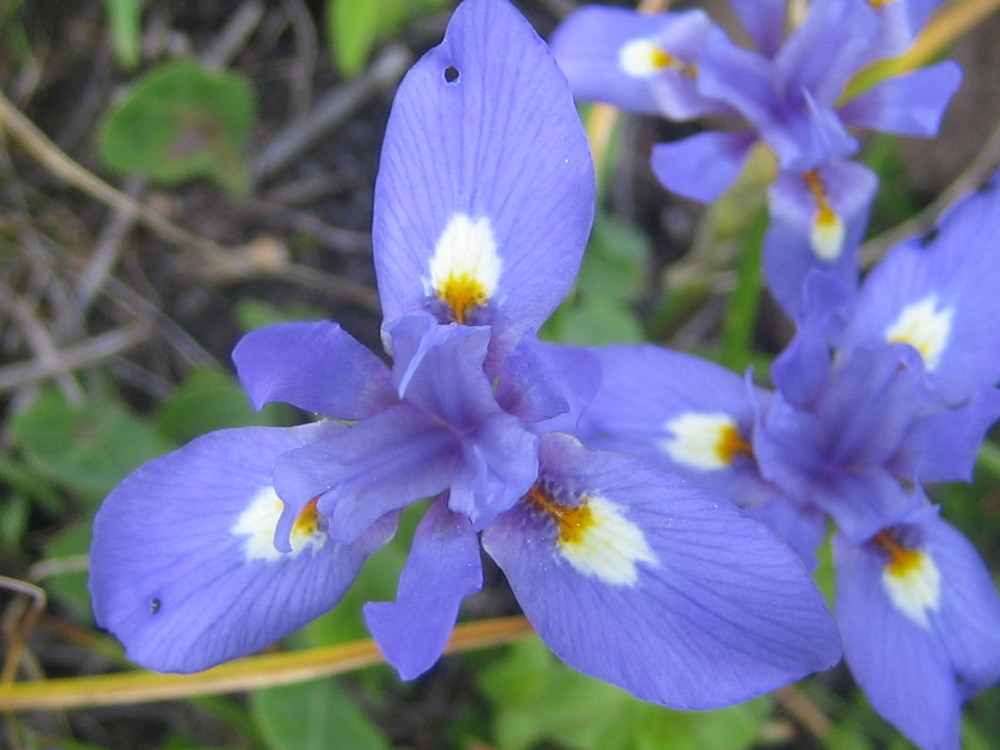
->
{"left": 0, "top": 616, "right": 534, "bottom": 711}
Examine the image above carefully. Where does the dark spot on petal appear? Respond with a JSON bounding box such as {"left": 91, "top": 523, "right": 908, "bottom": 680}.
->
{"left": 150, "top": 598, "right": 161, "bottom": 615}
{"left": 919, "top": 227, "right": 939, "bottom": 247}
{"left": 444, "top": 65, "right": 460, "bottom": 84}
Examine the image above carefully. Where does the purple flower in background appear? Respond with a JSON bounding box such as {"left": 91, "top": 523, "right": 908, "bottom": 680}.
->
{"left": 571, "top": 175, "right": 1000, "bottom": 750}
{"left": 551, "top": 0, "right": 961, "bottom": 315}
{"left": 89, "top": 0, "right": 841, "bottom": 709}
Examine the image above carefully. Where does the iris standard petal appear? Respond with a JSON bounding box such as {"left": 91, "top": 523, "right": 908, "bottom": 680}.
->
{"left": 372, "top": 0, "right": 594, "bottom": 355}
{"left": 90, "top": 423, "right": 394, "bottom": 673}
{"left": 363, "top": 495, "right": 483, "bottom": 680}
{"left": 729, "top": 0, "right": 788, "bottom": 58}
{"left": 273, "top": 404, "right": 458, "bottom": 546}
{"left": 482, "top": 433, "right": 841, "bottom": 710}
{"left": 233, "top": 320, "right": 396, "bottom": 419}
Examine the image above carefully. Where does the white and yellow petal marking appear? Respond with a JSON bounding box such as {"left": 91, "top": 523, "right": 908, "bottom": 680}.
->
{"left": 618, "top": 38, "right": 697, "bottom": 78}
{"left": 875, "top": 530, "right": 941, "bottom": 629}
{"left": 884, "top": 294, "right": 954, "bottom": 372}
{"left": 804, "top": 170, "right": 845, "bottom": 262}
{"left": 526, "top": 483, "right": 657, "bottom": 587}
{"left": 659, "top": 411, "right": 752, "bottom": 471}
{"left": 230, "top": 487, "right": 327, "bottom": 562}
{"left": 427, "top": 213, "right": 502, "bottom": 324}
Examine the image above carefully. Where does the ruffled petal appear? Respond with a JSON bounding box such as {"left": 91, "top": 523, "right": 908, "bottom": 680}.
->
{"left": 372, "top": 0, "right": 594, "bottom": 357}
{"left": 90, "top": 423, "right": 394, "bottom": 673}
{"left": 840, "top": 61, "right": 962, "bottom": 138}
{"left": 232, "top": 321, "right": 396, "bottom": 419}
{"left": 840, "top": 172, "right": 1000, "bottom": 403}
{"left": 651, "top": 131, "right": 755, "bottom": 203}
{"left": 363, "top": 495, "right": 483, "bottom": 680}
{"left": 482, "top": 434, "right": 841, "bottom": 710}
{"left": 834, "top": 510, "right": 1000, "bottom": 750}
{"left": 273, "top": 404, "right": 458, "bottom": 546}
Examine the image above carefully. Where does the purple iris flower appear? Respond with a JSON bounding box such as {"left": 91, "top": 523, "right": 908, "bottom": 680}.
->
{"left": 571, "top": 175, "right": 1000, "bottom": 750}
{"left": 551, "top": 0, "right": 961, "bottom": 315}
{"left": 89, "top": 0, "right": 841, "bottom": 708}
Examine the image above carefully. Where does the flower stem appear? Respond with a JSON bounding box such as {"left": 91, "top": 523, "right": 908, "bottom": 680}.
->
{"left": 0, "top": 616, "right": 534, "bottom": 711}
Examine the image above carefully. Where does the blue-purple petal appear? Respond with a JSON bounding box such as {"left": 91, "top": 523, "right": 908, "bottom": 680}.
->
{"left": 233, "top": 321, "right": 396, "bottom": 419}
{"left": 372, "top": 0, "right": 594, "bottom": 355}
{"left": 483, "top": 434, "right": 841, "bottom": 709}
{"left": 363, "top": 496, "right": 483, "bottom": 680}
{"left": 651, "top": 131, "right": 755, "bottom": 203}
{"left": 90, "top": 423, "right": 394, "bottom": 672}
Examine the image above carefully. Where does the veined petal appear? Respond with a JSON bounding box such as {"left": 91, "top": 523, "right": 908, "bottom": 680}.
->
{"left": 233, "top": 321, "right": 396, "bottom": 419}
{"left": 373, "top": 0, "right": 594, "bottom": 355}
{"left": 763, "top": 160, "right": 876, "bottom": 317}
{"left": 745, "top": 495, "right": 827, "bottom": 572}
{"left": 840, "top": 61, "right": 962, "bottom": 137}
{"left": 651, "top": 131, "right": 755, "bottom": 203}
{"left": 840, "top": 172, "right": 1000, "bottom": 403}
{"left": 90, "top": 423, "right": 394, "bottom": 673}
{"left": 363, "top": 496, "right": 483, "bottom": 680}
{"left": 834, "top": 510, "right": 1000, "bottom": 750}
{"left": 273, "top": 404, "right": 457, "bottom": 546}
{"left": 551, "top": 7, "right": 718, "bottom": 118}
{"left": 482, "top": 434, "right": 841, "bottom": 710}
{"left": 576, "top": 344, "right": 773, "bottom": 509}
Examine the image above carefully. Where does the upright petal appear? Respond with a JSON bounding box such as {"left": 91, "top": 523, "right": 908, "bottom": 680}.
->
{"left": 834, "top": 510, "right": 1000, "bottom": 750}
{"left": 90, "top": 423, "right": 394, "bottom": 673}
{"left": 840, "top": 172, "right": 1000, "bottom": 403}
{"left": 273, "top": 404, "right": 458, "bottom": 546}
{"left": 483, "top": 434, "right": 841, "bottom": 710}
{"left": 364, "top": 495, "right": 483, "bottom": 680}
{"left": 729, "top": 0, "right": 788, "bottom": 58}
{"left": 839, "top": 61, "right": 962, "bottom": 138}
{"left": 233, "top": 321, "right": 396, "bottom": 419}
{"left": 373, "top": 0, "right": 594, "bottom": 357}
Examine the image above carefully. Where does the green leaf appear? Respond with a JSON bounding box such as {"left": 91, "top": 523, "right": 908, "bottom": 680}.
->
{"left": 98, "top": 59, "right": 257, "bottom": 193}
{"left": 577, "top": 213, "right": 651, "bottom": 303}
{"left": 543, "top": 295, "right": 645, "bottom": 346}
{"left": 155, "top": 369, "right": 292, "bottom": 444}
{"left": 235, "top": 299, "right": 329, "bottom": 332}
{"left": 38, "top": 518, "right": 94, "bottom": 621}
{"left": 252, "top": 678, "right": 391, "bottom": 750}
{"left": 480, "top": 639, "right": 773, "bottom": 750}
{"left": 11, "top": 389, "right": 175, "bottom": 504}
{"left": 326, "top": 0, "right": 445, "bottom": 76}
{"left": 104, "top": 0, "right": 143, "bottom": 69}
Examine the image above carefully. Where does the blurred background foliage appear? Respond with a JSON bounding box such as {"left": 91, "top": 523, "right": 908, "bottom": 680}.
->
{"left": 1, "top": 1, "right": 1000, "bottom": 749}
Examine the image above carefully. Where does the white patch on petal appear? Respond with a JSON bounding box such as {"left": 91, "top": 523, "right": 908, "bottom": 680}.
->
{"left": 659, "top": 411, "right": 750, "bottom": 471}
{"left": 618, "top": 38, "right": 672, "bottom": 78}
{"left": 427, "top": 213, "right": 502, "bottom": 324}
{"left": 804, "top": 170, "right": 845, "bottom": 261}
{"left": 557, "top": 495, "right": 658, "bottom": 587}
{"left": 884, "top": 294, "right": 954, "bottom": 372}
{"left": 881, "top": 547, "right": 942, "bottom": 628}
{"left": 230, "top": 486, "right": 327, "bottom": 562}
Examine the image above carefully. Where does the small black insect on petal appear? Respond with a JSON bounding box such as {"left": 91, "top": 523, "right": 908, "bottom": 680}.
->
{"left": 919, "top": 227, "right": 939, "bottom": 248}
{"left": 150, "top": 598, "right": 161, "bottom": 615}
{"left": 444, "top": 65, "right": 460, "bottom": 84}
